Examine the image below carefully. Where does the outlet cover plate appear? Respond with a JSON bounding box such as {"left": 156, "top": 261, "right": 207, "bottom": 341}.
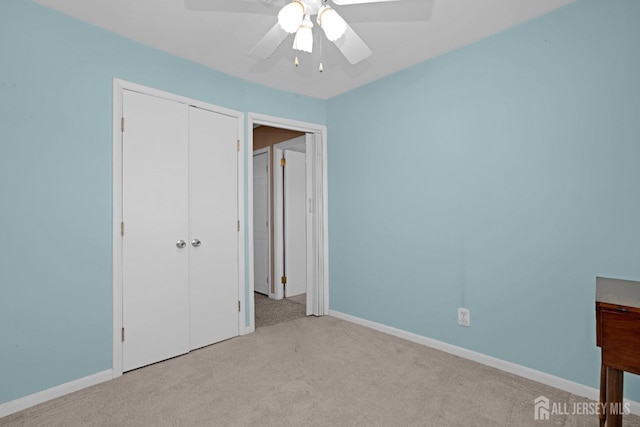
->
{"left": 458, "top": 307, "right": 471, "bottom": 327}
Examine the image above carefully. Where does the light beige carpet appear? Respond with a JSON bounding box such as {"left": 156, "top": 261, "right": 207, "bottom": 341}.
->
{"left": 2, "top": 316, "right": 639, "bottom": 426}
{"left": 254, "top": 292, "right": 306, "bottom": 328}
{"left": 286, "top": 293, "right": 306, "bottom": 306}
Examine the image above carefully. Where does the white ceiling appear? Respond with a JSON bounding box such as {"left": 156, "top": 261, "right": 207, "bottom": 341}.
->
{"left": 33, "top": 0, "right": 574, "bottom": 100}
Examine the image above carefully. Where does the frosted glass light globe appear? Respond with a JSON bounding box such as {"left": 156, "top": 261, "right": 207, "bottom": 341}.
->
{"left": 278, "top": 1, "right": 305, "bottom": 34}
{"left": 292, "top": 16, "right": 313, "bottom": 53}
{"left": 317, "top": 5, "right": 347, "bottom": 42}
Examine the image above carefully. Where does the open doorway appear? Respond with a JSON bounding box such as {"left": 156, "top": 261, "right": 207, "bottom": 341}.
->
{"left": 248, "top": 114, "right": 329, "bottom": 331}
{"left": 252, "top": 128, "right": 306, "bottom": 327}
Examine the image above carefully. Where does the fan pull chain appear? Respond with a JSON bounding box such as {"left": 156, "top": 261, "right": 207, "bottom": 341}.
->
{"left": 294, "top": 56, "right": 299, "bottom": 67}
{"left": 318, "top": 28, "right": 324, "bottom": 73}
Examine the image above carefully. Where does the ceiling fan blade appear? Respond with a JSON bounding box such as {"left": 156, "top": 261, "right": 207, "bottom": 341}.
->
{"left": 336, "top": 0, "right": 433, "bottom": 22}
{"left": 332, "top": 0, "right": 402, "bottom": 4}
{"left": 184, "top": 0, "right": 286, "bottom": 14}
{"left": 333, "top": 23, "right": 372, "bottom": 65}
{"left": 249, "top": 22, "right": 290, "bottom": 60}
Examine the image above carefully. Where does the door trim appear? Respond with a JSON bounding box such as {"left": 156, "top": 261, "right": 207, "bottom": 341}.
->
{"left": 112, "top": 78, "right": 245, "bottom": 378}
{"left": 247, "top": 113, "right": 329, "bottom": 331}
{"left": 272, "top": 139, "right": 305, "bottom": 301}
{"left": 272, "top": 145, "right": 284, "bottom": 301}
{"left": 252, "top": 147, "right": 271, "bottom": 297}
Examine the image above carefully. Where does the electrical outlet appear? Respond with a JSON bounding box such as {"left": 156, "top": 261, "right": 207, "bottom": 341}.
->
{"left": 458, "top": 308, "right": 471, "bottom": 327}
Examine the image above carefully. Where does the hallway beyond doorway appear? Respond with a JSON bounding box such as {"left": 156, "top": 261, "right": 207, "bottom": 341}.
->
{"left": 254, "top": 293, "right": 306, "bottom": 328}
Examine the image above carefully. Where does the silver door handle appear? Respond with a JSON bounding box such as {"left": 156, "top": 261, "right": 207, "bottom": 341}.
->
{"left": 176, "top": 240, "right": 186, "bottom": 249}
{"left": 191, "top": 239, "right": 202, "bottom": 248}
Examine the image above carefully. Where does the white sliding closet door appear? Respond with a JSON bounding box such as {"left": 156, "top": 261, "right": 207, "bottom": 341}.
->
{"left": 122, "top": 90, "right": 190, "bottom": 372}
{"left": 121, "top": 91, "right": 239, "bottom": 372}
{"left": 189, "top": 107, "right": 239, "bottom": 350}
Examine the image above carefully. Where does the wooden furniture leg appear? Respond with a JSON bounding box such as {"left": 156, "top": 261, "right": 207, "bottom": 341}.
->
{"left": 600, "top": 362, "right": 607, "bottom": 427}
{"left": 606, "top": 366, "right": 623, "bottom": 427}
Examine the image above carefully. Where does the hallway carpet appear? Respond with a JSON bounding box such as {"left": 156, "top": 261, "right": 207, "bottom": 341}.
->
{"left": 254, "top": 292, "right": 306, "bottom": 328}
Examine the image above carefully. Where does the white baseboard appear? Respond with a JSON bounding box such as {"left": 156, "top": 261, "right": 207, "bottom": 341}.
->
{"left": 0, "top": 369, "right": 113, "bottom": 418}
{"left": 3, "top": 314, "right": 640, "bottom": 419}
{"left": 328, "top": 310, "right": 640, "bottom": 416}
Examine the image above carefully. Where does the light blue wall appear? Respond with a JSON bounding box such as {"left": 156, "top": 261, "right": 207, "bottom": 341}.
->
{"left": 2, "top": 0, "right": 639, "bottom": 410}
{"left": 327, "top": 0, "right": 640, "bottom": 400}
{"left": 0, "top": 0, "right": 324, "bottom": 404}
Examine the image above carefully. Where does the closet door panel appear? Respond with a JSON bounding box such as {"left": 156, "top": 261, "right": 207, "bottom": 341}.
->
{"left": 122, "top": 90, "right": 190, "bottom": 371}
{"left": 189, "top": 107, "right": 239, "bottom": 350}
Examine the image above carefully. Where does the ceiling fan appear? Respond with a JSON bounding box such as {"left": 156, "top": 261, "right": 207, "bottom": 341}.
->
{"left": 186, "top": 0, "right": 433, "bottom": 66}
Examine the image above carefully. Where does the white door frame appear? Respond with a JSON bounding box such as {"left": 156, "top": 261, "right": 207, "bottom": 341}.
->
{"left": 252, "top": 146, "right": 271, "bottom": 297}
{"left": 112, "top": 78, "right": 245, "bottom": 378}
{"left": 272, "top": 137, "right": 306, "bottom": 301}
{"left": 247, "top": 113, "right": 329, "bottom": 328}
{"left": 273, "top": 146, "right": 283, "bottom": 300}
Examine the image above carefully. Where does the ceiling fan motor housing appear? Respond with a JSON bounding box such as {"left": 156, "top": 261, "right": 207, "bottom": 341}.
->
{"left": 301, "top": 0, "right": 323, "bottom": 16}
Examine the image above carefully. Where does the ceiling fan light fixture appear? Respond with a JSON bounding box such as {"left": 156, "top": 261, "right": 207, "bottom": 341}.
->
{"left": 317, "top": 5, "right": 347, "bottom": 42}
{"left": 292, "top": 15, "right": 313, "bottom": 53}
{"left": 278, "top": 1, "right": 305, "bottom": 34}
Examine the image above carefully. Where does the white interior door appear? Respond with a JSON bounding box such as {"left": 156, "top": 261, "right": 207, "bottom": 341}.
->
{"left": 253, "top": 150, "right": 270, "bottom": 296}
{"left": 122, "top": 90, "right": 190, "bottom": 372}
{"left": 189, "top": 106, "right": 239, "bottom": 350}
{"left": 284, "top": 149, "right": 307, "bottom": 297}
